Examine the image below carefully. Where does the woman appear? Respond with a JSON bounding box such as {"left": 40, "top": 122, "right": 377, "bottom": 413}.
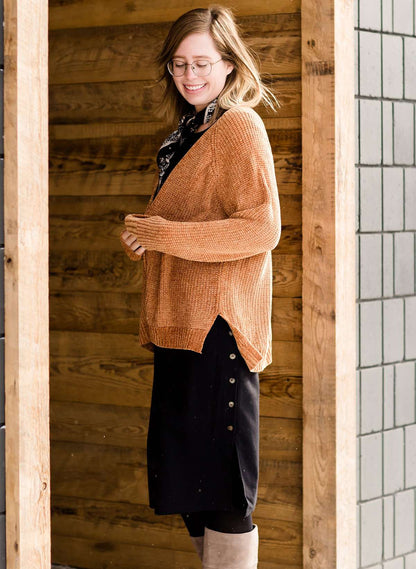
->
{"left": 120, "top": 5, "right": 281, "bottom": 568}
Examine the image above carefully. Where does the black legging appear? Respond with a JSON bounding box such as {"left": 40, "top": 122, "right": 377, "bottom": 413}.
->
{"left": 181, "top": 510, "right": 253, "bottom": 537}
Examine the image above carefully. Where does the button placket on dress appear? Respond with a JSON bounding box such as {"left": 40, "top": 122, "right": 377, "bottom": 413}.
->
{"left": 225, "top": 326, "right": 238, "bottom": 438}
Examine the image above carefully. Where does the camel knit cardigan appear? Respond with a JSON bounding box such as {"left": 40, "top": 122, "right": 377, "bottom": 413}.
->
{"left": 123, "top": 105, "right": 281, "bottom": 373}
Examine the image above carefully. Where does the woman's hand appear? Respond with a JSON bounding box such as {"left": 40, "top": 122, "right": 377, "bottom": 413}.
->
{"left": 120, "top": 229, "right": 146, "bottom": 260}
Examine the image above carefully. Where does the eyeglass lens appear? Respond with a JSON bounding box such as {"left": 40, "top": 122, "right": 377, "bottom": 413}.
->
{"left": 167, "top": 59, "right": 221, "bottom": 77}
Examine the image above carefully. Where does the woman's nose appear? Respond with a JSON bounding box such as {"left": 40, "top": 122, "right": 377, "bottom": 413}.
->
{"left": 184, "top": 64, "right": 197, "bottom": 79}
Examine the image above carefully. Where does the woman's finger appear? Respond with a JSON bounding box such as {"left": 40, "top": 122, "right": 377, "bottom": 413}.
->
{"left": 121, "top": 231, "right": 143, "bottom": 250}
{"left": 131, "top": 247, "right": 145, "bottom": 259}
{"left": 124, "top": 233, "right": 137, "bottom": 246}
{"left": 121, "top": 229, "right": 134, "bottom": 242}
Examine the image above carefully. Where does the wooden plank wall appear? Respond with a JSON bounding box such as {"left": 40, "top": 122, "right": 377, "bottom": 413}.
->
{"left": 48, "top": 2, "right": 302, "bottom": 568}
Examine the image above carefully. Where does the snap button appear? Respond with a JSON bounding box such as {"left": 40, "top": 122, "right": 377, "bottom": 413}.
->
{"left": 227, "top": 425, "right": 234, "bottom": 431}
{"left": 228, "top": 401, "right": 235, "bottom": 408}
{"left": 229, "top": 353, "right": 236, "bottom": 360}
{"left": 229, "top": 377, "right": 236, "bottom": 384}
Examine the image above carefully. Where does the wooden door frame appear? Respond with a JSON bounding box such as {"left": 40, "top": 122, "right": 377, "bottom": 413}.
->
{"left": 302, "top": 0, "right": 356, "bottom": 568}
{"left": 3, "top": 0, "right": 50, "bottom": 567}
{"left": 3, "top": 0, "right": 355, "bottom": 568}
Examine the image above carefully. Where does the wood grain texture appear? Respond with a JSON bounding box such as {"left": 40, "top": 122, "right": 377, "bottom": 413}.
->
{"left": 301, "top": 0, "right": 356, "bottom": 567}
{"left": 48, "top": 194, "right": 301, "bottom": 256}
{"left": 49, "top": 78, "right": 300, "bottom": 121}
{"left": 49, "top": 250, "right": 302, "bottom": 297}
{"left": 49, "top": 116, "right": 302, "bottom": 141}
{"left": 49, "top": 330, "right": 302, "bottom": 419}
{"left": 49, "top": 0, "right": 301, "bottom": 30}
{"left": 50, "top": 494, "right": 302, "bottom": 568}
{"left": 334, "top": 0, "right": 357, "bottom": 565}
{"left": 50, "top": 400, "right": 302, "bottom": 461}
{"left": 4, "top": 1, "right": 50, "bottom": 568}
{"left": 49, "top": 14, "right": 300, "bottom": 84}
{"left": 49, "top": 291, "right": 301, "bottom": 340}
{"left": 50, "top": 440, "right": 301, "bottom": 519}
{"left": 51, "top": 493, "right": 302, "bottom": 568}
{"left": 48, "top": 126, "right": 301, "bottom": 196}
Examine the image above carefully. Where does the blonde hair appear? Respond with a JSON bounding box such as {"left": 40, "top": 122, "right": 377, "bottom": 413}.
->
{"left": 154, "top": 5, "right": 280, "bottom": 124}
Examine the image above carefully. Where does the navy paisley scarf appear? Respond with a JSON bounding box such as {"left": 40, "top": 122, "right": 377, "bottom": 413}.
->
{"left": 155, "top": 97, "right": 219, "bottom": 193}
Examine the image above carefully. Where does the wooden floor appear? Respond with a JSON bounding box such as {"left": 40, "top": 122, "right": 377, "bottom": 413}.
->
{"left": 48, "top": 2, "right": 303, "bottom": 567}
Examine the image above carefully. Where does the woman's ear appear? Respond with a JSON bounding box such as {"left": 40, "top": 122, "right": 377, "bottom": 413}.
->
{"left": 226, "top": 63, "right": 234, "bottom": 75}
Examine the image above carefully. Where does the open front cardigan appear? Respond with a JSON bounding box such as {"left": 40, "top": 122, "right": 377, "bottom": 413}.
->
{"left": 123, "top": 105, "right": 281, "bottom": 372}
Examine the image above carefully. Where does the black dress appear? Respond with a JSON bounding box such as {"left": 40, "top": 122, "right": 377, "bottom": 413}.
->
{"left": 146, "top": 126, "right": 260, "bottom": 518}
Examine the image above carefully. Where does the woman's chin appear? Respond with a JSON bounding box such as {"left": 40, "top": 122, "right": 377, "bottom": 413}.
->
{"left": 184, "top": 96, "right": 208, "bottom": 108}
{"left": 180, "top": 89, "right": 210, "bottom": 106}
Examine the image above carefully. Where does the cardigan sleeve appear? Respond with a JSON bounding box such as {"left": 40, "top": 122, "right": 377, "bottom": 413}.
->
{"left": 123, "top": 108, "right": 281, "bottom": 263}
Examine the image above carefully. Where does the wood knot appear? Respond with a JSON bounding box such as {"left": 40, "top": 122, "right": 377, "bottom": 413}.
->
{"left": 305, "top": 60, "right": 334, "bottom": 76}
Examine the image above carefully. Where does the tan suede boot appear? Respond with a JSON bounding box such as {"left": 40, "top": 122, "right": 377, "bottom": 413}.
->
{"left": 190, "top": 535, "right": 204, "bottom": 560}
{"left": 202, "top": 524, "right": 258, "bottom": 569}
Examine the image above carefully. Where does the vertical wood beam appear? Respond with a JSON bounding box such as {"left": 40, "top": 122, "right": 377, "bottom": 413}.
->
{"left": 4, "top": 0, "right": 50, "bottom": 567}
{"left": 302, "top": 0, "right": 356, "bottom": 568}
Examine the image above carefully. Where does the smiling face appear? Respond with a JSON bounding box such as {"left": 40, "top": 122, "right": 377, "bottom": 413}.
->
{"left": 171, "top": 32, "right": 234, "bottom": 112}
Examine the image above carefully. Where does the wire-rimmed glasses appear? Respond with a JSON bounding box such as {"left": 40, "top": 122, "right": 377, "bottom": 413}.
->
{"left": 167, "top": 58, "right": 223, "bottom": 77}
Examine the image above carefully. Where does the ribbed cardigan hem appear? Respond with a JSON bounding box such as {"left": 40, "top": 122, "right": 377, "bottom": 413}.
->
{"left": 139, "top": 317, "right": 272, "bottom": 373}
